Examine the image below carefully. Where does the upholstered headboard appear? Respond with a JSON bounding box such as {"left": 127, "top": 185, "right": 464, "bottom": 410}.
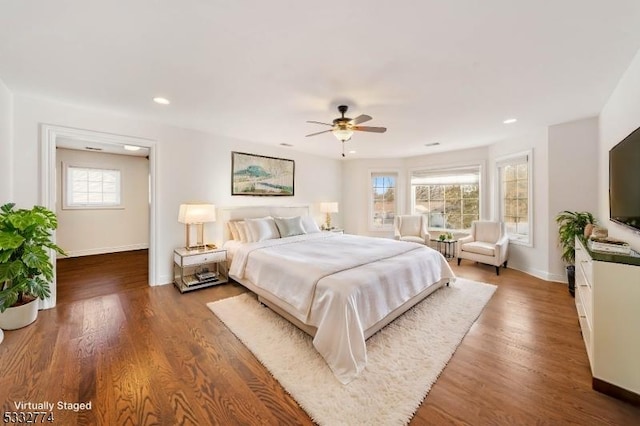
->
{"left": 217, "top": 205, "right": 310, "bottom": 242}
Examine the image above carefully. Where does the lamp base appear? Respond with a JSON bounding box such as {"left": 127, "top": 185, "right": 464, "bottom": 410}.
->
{"left": 184, "top": 223, "right": 216, "bottom": 251}
{"left": 325, "top": 212, "right": 332, "bottom": 230}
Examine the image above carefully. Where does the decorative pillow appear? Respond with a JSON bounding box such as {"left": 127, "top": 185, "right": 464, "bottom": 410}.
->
{"left": 274, "top": 216, "right": 307, "bottom": 238}
{"left": 300, "top": 215, "right": 321, "bottom": 234}
{"left": 235, "top": 221, "right": 249, "bottom": 243}
{"left": 227, "top": 221, "right": 240, "bottom": 241}
{"left": 245, "top": 217, "right": 280, "bottom": 242}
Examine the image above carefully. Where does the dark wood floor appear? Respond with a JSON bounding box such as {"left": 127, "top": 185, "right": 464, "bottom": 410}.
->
{"left": 1, "top": 252, "right": 639, "bottom": 425}
{"left": 56, "top": 250, "right": 150, "bottom": 304}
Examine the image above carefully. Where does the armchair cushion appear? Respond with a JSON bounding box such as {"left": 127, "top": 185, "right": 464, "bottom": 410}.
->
{"left": 393, "top": 215, "right": 430, "bottom": 244}
{"left": 399, "top": 236, "right": 426, "bottom": 244}
{"left": 476, "top": 223, "right": 501, "bottom": 244}
{"left": 460, "top": 241, "right": 497, "bottom": 257}
{"left": 399, "top": 216, "right": 422, "bottom": 237}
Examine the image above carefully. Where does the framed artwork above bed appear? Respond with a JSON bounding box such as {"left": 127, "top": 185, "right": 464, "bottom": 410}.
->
{"left": 231, "top": 151, "right": 295, "bottom": 196}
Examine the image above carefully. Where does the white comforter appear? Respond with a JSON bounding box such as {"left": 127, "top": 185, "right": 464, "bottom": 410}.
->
{"left": 229, "top": 233, "right": 456, "bottom": 384}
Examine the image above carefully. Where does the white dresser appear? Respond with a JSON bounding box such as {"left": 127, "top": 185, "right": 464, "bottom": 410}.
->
{"left": 574, "top": 237, "right": 640, "bottom": 404}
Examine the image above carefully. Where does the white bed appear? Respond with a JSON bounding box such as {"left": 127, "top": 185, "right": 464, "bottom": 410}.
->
{"left": 219, "top": 206, "right": 456, "bottom": 384}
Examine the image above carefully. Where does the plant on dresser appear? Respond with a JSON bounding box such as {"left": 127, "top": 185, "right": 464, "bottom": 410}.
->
{"left": 555, "top": 210, "right": 596, "bottom": 296}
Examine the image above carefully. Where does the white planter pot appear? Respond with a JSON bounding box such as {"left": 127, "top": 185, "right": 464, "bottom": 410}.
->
{"left": 0, "top": 299, "right": 39, "bottom": 330}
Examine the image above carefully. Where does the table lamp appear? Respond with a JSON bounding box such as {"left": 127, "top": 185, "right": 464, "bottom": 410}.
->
{"left": 320, "top": 202, "right": 339, "bottom": 230}
{"left": 178, "top": 203, "right": 216, "bottom": 249}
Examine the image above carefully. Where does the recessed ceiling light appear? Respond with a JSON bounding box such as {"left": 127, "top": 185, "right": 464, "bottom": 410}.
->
{"left": 503, "top": 118, "right": 517, "bottom": 124}
{"left": 124, "top": 145, "right": 141, "bottom": 151}
{"left": 349, "top": 150, "right": 357, "bottom": 154}
{"left": 153, "top": 97, "right": 170, "bottom": 105}
{"left": 424, "top": 142, "right": 440, "bottom": 147}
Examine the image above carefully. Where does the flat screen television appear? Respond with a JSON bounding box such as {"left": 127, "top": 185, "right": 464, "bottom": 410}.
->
{"left": 609, "top": 125, "right": 640, "bottom": 232}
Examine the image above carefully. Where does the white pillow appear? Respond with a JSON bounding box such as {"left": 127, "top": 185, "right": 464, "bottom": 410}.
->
{"left": 227, "top": 221, "right": 240, "bottom": 241}
{"left": 274, "top": 216, "right": 307, "bottom": 238}
{"left": 245, "top": 217, "right": 280, "bottom": 242}
{"left": 301, "top": 215, "right": 321, "bottom": 233}
{"left": 235, "top": 221, "right": 249, "bottom": 243}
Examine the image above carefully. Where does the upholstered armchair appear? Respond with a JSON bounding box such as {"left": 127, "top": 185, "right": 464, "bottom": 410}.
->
{"left": 394, "top": 215, "right": 430, "bottom": 245}
{"left": 456, "top": 221, "right": 509, "bottom": 275}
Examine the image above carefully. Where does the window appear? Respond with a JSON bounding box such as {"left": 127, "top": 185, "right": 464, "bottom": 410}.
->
{"left": 64, "top": 164, "right": 122, "bottom": 209}
{"left": 497, "top": 151, "right": 532, "bottom": 245}
{"left": 410, "top": 166, "right": 480, "bottom": 231}
{"left": 370, "top": 172, "right": 397, "bottom": 229}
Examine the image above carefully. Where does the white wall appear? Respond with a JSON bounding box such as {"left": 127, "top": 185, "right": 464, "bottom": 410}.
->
{"left": 599, "top": 49, "right": 640, "bottom": 252}
{"left": 0, "top": 78, "right": 12, "bottom": 203}
{"left": 547, "top": 117, "right": 599, "bottom": 281}
{"left": 56, "top": 148, "right": 150, "bottom": 257}
{"left": 11, "top": 95, "right": 342, "bottom": 286}
{"left": 342, "top": 157, "right": 405, "bottom": 237}
{"left": 488, "top": 129, "right": 550, "bottom": 280}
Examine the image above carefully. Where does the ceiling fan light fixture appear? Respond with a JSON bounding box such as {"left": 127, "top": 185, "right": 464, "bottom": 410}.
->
{"left": 333, "top": 128, "right": 354, "bottom": 142}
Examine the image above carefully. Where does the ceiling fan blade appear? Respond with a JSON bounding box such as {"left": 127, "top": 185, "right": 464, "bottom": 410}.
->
{"left": 306, "top": 129, "right": 334, "bottom": 137}
{"left": 351, "top": 114, "right": 372, "bottom": 125}
{"left": 353, "top": 126, "right": 387, "bottom": 133}
{"left": 306, "top": 120, "right": 333, "bottom": 126}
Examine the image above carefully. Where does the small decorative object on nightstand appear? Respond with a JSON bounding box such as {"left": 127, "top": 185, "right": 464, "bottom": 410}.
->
{"left": 320, "top": 202, "right": 339, "bottom": 230}
{"left": 174, "top": 245, "right": 228, "bottom": 293}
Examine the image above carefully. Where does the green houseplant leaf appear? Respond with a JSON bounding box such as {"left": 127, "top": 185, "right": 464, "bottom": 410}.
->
{"left": 0, "top": 203, "right": 65, "bottom": 313}
{"left": 555, "top": 210, "right": 596, "bottom": 264}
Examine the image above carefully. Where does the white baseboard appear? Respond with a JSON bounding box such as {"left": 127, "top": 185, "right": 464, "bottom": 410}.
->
{"left": 507, "top": 263, "right": 568, "bottom": 284}
{"left": 59, "top": 243, "right": 149, "bottom": 258}
{"left": 546, "top": 272, "right": 568, "bottom": 284}
{"left": 156, "top": 275, "right": 173, "bottom": 286}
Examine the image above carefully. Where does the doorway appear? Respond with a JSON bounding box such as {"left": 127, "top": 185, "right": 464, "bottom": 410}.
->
{"left": 40, "top": 124, "right": 158, "bottom": 309}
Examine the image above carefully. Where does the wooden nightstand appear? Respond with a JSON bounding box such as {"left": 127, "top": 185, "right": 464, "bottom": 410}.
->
{"left": 173, "top": 245, "right": 228, "bottom": 293}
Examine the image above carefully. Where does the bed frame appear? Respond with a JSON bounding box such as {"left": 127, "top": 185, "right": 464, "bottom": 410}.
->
{"left": 219, "top": 205, "right": 449, "bottom": 340}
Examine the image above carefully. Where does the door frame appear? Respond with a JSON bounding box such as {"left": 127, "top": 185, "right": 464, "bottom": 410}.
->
{"left": 39, "top": 124, "right": 158, "bottom": 309}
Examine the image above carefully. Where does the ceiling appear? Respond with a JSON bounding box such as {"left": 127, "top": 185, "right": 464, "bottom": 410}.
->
{"left": 1, "top": 1, "right": 640, "bottom": 159}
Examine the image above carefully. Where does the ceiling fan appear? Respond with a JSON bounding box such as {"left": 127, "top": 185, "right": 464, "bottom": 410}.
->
{"left": 306, "top": 105, "right": 387, "bottom": 157}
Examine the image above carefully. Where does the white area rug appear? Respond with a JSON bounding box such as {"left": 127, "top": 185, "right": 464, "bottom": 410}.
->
{"left": 207, "top": 278, "right": 496, "bottom": 426}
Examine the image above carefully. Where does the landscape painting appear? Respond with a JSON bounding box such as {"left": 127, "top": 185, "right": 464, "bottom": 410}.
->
{"left": 231, "top": 152, "right": 295, "bottom": 196}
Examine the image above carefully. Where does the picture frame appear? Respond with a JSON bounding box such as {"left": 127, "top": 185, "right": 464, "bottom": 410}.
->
{"left": 231, "top": 151, "right": 295, "bottom": 196}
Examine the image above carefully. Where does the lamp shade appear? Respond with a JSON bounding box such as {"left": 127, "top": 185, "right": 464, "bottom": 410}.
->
{"left": 178, "top": 204, "right": 216, "bottom": 224}
{"left": 320, "top": 202, "right": 339, "bottom": 213}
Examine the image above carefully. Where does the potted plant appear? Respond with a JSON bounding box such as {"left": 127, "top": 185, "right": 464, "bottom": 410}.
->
{"left": 0, "top": 203, "right": 65, "bottom": 330}
{"left": 555, "top": 210, "right": 596, "bottom": 296}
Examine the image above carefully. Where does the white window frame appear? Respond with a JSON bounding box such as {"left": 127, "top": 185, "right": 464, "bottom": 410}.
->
{"left": 409, "top": 163, "right": 483, "bottom": 232}
{"left": 62, "top": 163, "right": 123, "bottom": 210}
{"left": 496, "top": 149, "right": 533, "bottom": 247}
{"left": 368, "top": 170, "right": 399, "bottom": 231}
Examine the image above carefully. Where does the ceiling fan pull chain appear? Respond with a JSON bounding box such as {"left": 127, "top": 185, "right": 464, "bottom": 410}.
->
{"left": 342, "top": 141, "right": 345, "bottom": 157}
